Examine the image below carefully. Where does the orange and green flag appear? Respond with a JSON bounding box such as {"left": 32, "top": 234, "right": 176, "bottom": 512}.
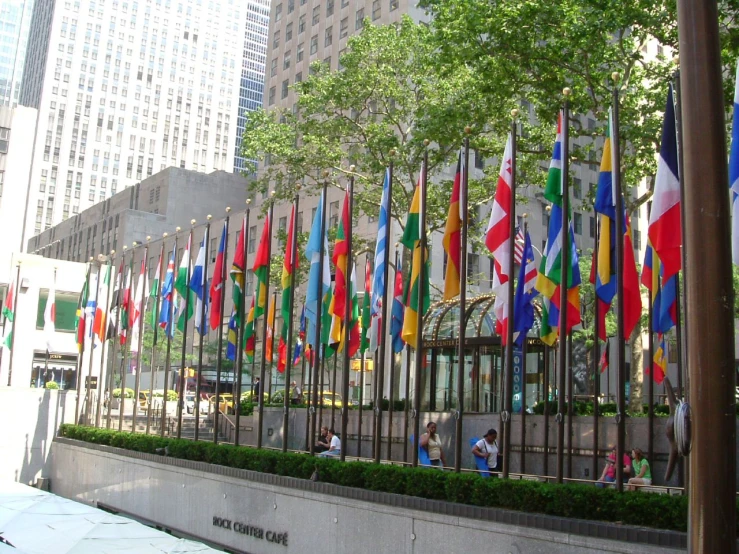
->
{"left": 401, "top": 169, "right": 430, "bottom": 349}
{"left": 329, "top": 191, "right": 351, "bottom": 345}
{"left": 278, "top": 205, "right": 298, "bottom": 373}
{"left": 243, "top": 295, "right": 256, "bottom": 362}
{"left": 442, "top": 148, "right": 463, "bottom": 300}
{"left": 252, "top": 213, "right": 271, "bottom": 319}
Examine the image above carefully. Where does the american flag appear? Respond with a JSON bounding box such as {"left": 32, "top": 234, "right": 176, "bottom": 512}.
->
{"left": 513, "top": 226, "right": 525, "bottom": 265}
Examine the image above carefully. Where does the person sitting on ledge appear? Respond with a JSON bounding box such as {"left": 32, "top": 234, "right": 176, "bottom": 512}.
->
{"left": 627, "top": 448, "right": 652, "bottom": 491}
{"left": 313, "top": 426, "right": 330, "bottom": 454}
{"left": 596, "top": 446, "right": 631, "bottom": 488}
{"left": 317, "top": 428, "right": 341, "bottom": 457}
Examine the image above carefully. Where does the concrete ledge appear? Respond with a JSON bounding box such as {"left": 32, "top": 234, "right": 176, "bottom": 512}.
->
{"left": 53, "top": 437, "right": 688, "bottom": 551}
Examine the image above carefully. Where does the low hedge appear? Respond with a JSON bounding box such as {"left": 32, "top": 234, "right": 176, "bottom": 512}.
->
{"left": 531, "top": 401, "right": 671, "bottom": 417}
{"left": 56, "top": 424, "right": 718, "bottom": 534}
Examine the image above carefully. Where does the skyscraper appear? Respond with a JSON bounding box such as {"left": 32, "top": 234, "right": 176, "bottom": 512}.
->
{"left": 0, "top": 0, "right": 36, "bottom": 107}
{"left": 17, "top": 0, "right": 251, "bottom": 246}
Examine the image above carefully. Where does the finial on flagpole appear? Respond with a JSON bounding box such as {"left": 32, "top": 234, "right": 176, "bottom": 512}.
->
{"left": 510, "top": 109, "right": 519, "bottom": 120}
{"left": 146, "top": 235, "right": 151, "bottom": 242}
{"left": 110, "top": 250, "right": 116, "bottom": 255}
{"left": 563, "top": 87, "right": 572, "bottom": 97}
{"left": 123, "top": 245, "right": 128, "bottom": 251}
{"left": 270, "top": 190, "right": 276, "bottom": 197}
{"left": 546, "top": 205, "right": 552, "bottom": 213}
{"left": 322, "top": 169, "right": 330, "bottom": 178}
{"left": 163, "top": 233, "right": 168, "bottom": 238}
{"left": 522, "top": 212, "right": 528, "bottom": 218}
{"left": 89, "top": 257, "right": 94, "bottom": 262}
{"left": 246, "top": 199, "right": 252, "bottom": 205}
{"left": 464, "top": 126, "right": 472, "bottom": 134}
{"left": 190, "top": 219, "right": 196, "bottom": 226}
{"left": 611, "top": 72, "right": 620, "bottom": 83}
{"left": 389, "top": 148, "right": 396, "bottom": 156}
{"left": 423, "top": 139, "right": 429, "bottom": 146}
{"left": 207, "top": 214, "right": 212, "bottom": 220}
{"left": 226, "top": 206, "right": 231, "bottom": 213}
{"left": 176, "top": 226, "right": 181, "bottom": 232}
{"left": 349, "top": 165, "right": 355, "bottom": 172}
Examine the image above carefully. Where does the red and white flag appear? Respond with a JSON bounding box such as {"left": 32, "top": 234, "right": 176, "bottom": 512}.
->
{"left": 513, "top": 226, "right": 525, "bottom": 265}
{"left": 130, "top": 259, "right": 148, "bottom": 352}
{"left": 485, "top": 134, "right": 514, "bottom": 343}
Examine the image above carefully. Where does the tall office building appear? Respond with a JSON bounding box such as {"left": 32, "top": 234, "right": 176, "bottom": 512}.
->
{"left": 0, "top": 0, "right": 36, "bottom": 107}
{"left": 17, "top": 0, "right": 250, "bottom": 248}
{"left": 234, "top": 0, "right": 269, "bottom": 175}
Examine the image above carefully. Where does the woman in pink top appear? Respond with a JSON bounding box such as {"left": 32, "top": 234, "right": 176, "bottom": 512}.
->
{"left": 596, "top": 446, "right": 631, "bottom": 487}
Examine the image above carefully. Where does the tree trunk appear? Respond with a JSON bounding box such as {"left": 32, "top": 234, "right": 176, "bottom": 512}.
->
{"left": 629, "top": 318, "right": 644, "bottom": 413}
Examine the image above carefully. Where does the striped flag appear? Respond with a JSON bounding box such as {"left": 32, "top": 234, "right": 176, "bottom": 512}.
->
{"left": 190, "top": 228, "right": 208, "bottom": 335}
{"left": 513, "top": 226, "right": 525, "bottom": 265}
{"left": 94, "top": 264, "right": 112, "bottom": 344}
{"left": 278, "top": 206, "right": 298, "bottom": 372}
{"left": 265, "top": 296, "right": 276, "bottom": 362}
{"left": 360, "top": 258, "right": 372, "bottom": 354}
{"left": 731, "top": 60, "right": 739, "bottom": 264}
{"left": 370, "top": 168, "right": 390, "bottom": 352}
{"left": 305, "top": 192, "right": 330, "bottom": 348}
{"left": 252, "top": 214, "right": 271, "bottom": 319}
{"left": 243, "top": 295, "right": 256, "bottom": 362}
{"left": 209, "top": 223, "right": 227, "bottom": 330}
{"left": 390, "top": 264, "right": 405, "bottom": 353}
{"left": 75, "top": 271, "right": 89, "bottom": 353}
{"left": 648, "top": 85, "right": 681, "bottom": 282}
{"left": 512, "top": 230, "right": 539, "bottom": 345}
{"left": 347, "top": 263, "right": 360, "bottom": 356}
{"left": 442, "top": 149, "right": 463, "bottom": 300}
{"left": 329, "top": 192, "right": 350, "bottom": 346}
{"left": 486, "top": 134, "right": 513, "bottom": 344}
{"left": 230, "top": 216, "right": 246, "bottom": 317}
{"left": 130, "top": 260, "right": 148, "bottom": 352}
{"left": 158, "top": 252, "right": 176, "bottom": 338}
{"left": 226, "top": 309, "right": 239, "bottom": 361}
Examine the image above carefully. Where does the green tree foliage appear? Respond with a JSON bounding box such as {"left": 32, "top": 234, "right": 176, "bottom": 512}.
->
{"left": 419, "top": 0, "right": 739, "bottom": 206}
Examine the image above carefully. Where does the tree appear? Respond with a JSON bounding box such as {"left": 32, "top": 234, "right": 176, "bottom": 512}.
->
{"left": 241, "top": 16, "right": 529, "bottom": 241}
{"left": 420, "top": 0, "right": 739, "bottom": 207}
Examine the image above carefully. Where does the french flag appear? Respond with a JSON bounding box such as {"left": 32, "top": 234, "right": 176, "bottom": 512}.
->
{"left": 729, "top": 60, "right": 739, "bottom": 264}
{"left": 648, "top": 85, "right": 681, "bottom": 282}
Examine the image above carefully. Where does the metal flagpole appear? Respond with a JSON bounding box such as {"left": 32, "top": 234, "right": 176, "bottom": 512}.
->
{"left": 543, "top": 344, "right": 551, "bottom": 476}
{"left": 310, "top": 180, "right": 328, "bottom": 455}
{"left": 132, "top": 244, "right": 149, "bottom": 431}
{"left": 676, "top": 1, "right": 736, "bottom": 550}
{"left": 520, "top": 217, "right": 530, "bottom": 473}
{"left": 454, "top": 131, "right": 470, "bottom": 472}
{"left": 214, "top": 210, "right": 230, "bottom": 445}
{"left": 74, "top": 262, "right": 90, "bottom": 422}
{"left": 592, "top": 212, "right": 600, "bottom": 480}
{"left": 257, "top": 200, "right": 274, "bottom": 449}
{"left": 556, "top": 90, "right": 571, "bottom": 484}
{"left": 386, "top": 251, "right": 399, "bottom": 462}
{"left": 194, "top": 220, "right": 210, "bottom": 440}
{"left": 107, "top": 254, "right": 122, "bottom": 430}
{"left": 176, "top": 227, "right": 194, "bottom": 438}
{"left": 96, "top": 260, "right": 113, "bottom": 429}
{"left": 647, "top": 206, "right": 655, "bottom": 470}
{"left": 340, "top": 177, "right": 353, "bottom": 462}
{"left": 119, "top": 249, "right": 133, "bottom": 432}
{"left": 146, "top": 245, "right": 164, "bottom": 435}
{"left": 412, "top": 142, "right": 429, "bottom": 467}
{"left": 403, "top": 345, "right": 411, "bottom": 463}
{"left": 82, "top": 264, "right": 100, "bottom": 425}
{"left": 331, "top": 349, "right": 338, "bottom": 428}
{"left": 357, "top": 344, "right": 365, "bottom": 457}
{"left": 235, "top": 203, "right": 251, "bottom": 447}
{"left": 567, "top": 332, "right": 573, "bottom": 478}
{"left": 283, "top": 194, "right": 300, "bottom": 453}
{"left": 612, "top": 77, "right": 627, "bottom": 493}
{"left": 161, "top": 232, "right": 179, "bottom": 437}
{"left": 374, "top": 158, "right": 394, "bottom": 463}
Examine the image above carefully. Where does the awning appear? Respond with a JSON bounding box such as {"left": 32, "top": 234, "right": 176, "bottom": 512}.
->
{"left": 0, "top": 482, "right": 220, "bottom": 553}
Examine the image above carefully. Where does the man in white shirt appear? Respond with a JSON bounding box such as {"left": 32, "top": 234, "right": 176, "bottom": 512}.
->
{"left": 318, "top": 428, "right": 341, "bottom": 457}
{"left": 472, "top": 428, "right": 499, "bottom": 470}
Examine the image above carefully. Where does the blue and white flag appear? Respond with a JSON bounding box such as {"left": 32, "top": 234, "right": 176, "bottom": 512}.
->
{"left": 190, "top": 227, "right": 209, "bottom": 335}
{"left": 513, "top": 231, "right": 539, "bottom": 346}
{"left": 730, "top": 59, "right": 739, "bottom": 264}
{"left": 158, "top": 252, "right": 176, "bottom": 338}
{"left": 305, "top": 191, "right": 330, "bottom": 348}
{"left": 369, "top": 168, "right": 390, "bottom": 353}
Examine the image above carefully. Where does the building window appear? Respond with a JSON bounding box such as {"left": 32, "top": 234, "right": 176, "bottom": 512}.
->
{"left": 390, "top": 0, "right": 399, "bottom": 11}
{"left": 268, "top": 86, "right": 275, "bottom": 106}
{"left": 0, "top": 127, "right": 9, "bottom": 153}
{"left": 340, "top": 17, "right": 348, "bottom": 39}
{"left": 474, "top": 149, "right": 484, "bottom": 170}
{"left": 273, "top": 30, "right": 280, "bottom": 49}
{"left": 275, "top": 3, "right": 282, "bottom": 21}
{"left": 633, "top": 229, "right": 642, "bottom": 252}
{"left": 271, "top": 57, "right": 278, "bottom": 77}
{"left": 325, "top": 26, "right": 333, "bottom": 47}
{"left": 283, "top": 52, "right": 291, "bottom": 70}
{"left": 590, "top": 216, "right": 596, "bottom": 238}
{"left": 299, "top": 14, "right": 306, "bottom": 34}
{"left": 310, "top": 35, "right": 318, "bottom": 55}
{"left": 312, "top": 5, "right": 320, "bottom": 25}
{"left": 329, "top": 201, "right": 339, "bottom": 228}
{"left": 574, "top": 212, "right": 582, "bottom": 235}
{"left": 467, "top": 253, "right": 480, "bottom": 283}
{"left": 573, "top": 177, "right": 582, "bottom": 199}
{"left": 286, "top": 22, "right": 293, "bottom": 42}
{"left": 355, "top": 8, "right": 364, "bottom": 30}
{"left": 248, "top": 225, "right": 257, "bottom": 253}
{"left": 297, "top": 43, "right": 304, "bottom": 62}
{"left": 372, "top": 0, "right": 381, "bottom": 20}
{"left": 288, "top": 0, "right": 295, "bottom": 14}
{"left": 326, "top": 0, "right": 334, "bottom": 17}
{"left": 282, "top": 79, "right": 289, "bottom": 99}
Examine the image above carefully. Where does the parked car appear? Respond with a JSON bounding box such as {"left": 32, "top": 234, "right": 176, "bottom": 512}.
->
{"left": 209, "top": 393, "right": 235, "bottom": 414}
{"left": 138, "top": 390, "right": 149, "bottom": 410}
{"left": 302, "top": 390, "right": 343, "bottom": 408}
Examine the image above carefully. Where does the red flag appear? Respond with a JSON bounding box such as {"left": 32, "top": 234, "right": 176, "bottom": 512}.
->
{"left": 209, "top": 222, "right": 228, "bottom": 330}
{"left": 599, "top": 340, "right": 610, "bottom": 373}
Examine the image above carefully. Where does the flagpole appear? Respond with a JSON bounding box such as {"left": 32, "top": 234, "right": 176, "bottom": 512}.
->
{"left": 611, "top": 75, "right": 627, "bottom": 492}
{"left": 677, "top": 1, "right": 736, "bottom": 549}
{"left": 234, "top": 203, "right": 251, "bottom": 447}
{"left": 6, "top": 260, "right": 20, "bottom": 386}
{"left": 146, "top": 245, "right": 164, "bottom": 435}
{"left": 592, "top": 211, "right": 601, "bottom": 481}
{"left": 412, "top": 141, "right": 429, "bottom": 467}
{"left": 386, "top": 250, "right": 399, "bottom": 462}
{"left": 556, "top": 90, "right": 571, "bottom": 484}
{"left": 177, "top": 226, "right": 194, "bottom": 438}
{"left": 403, "top": 344, "right": 411, "bottom": 463}
{"left": 119, "top": 247, "right": 133, "bottom": 432}
{"left": 310, "top": 178, "right": 328, "bottom": 456}
{"left": 80, "top": 263, "right": 98, "bottom": 425}
{"left": 453, "top": 130, "right": 471, "bottom": 472}
{"left": 161, "top": 232, "right": 179, "bottom": 437}
{"left": 673, "top": 70, "right": 688, "bottom": 401}
{"left": 374, "top": 157, "right": 394, "bottom": 463}
{"left": 646, "top": 205, "right": 655, "bottom": 469}
{"left": 194, "top": 219, "right": 210, "bottom": 440}
{"left": 214, "top": 210, "right": 230, "bottom": 445}
{"left": 107, "top": 255, "right": 122, "bottom": 430}
{"left": 96, "top": 260, "right": 113, "bottom": 429}
{"left": 303, "top": 344, "right": 311, "bottom": 450}
{"left": 331, "top": 348, "right": 338, "bottom": 428}
{"left": 74, "top": 263, "right": 90, "bottom": 422}
{"left": 520, "top": 217, "right": 529, "bottom": 474}
{"left": 566, "top": 332, "right": 573, "bottom": 478}
{"left": 503, "top": 114, "right": 518, "bottom": 478}
{"left": 257, "top": 199, "right": 275, "bottom": 449}
{"left": 543, "top": 343, "right": 551, "bottom": 476}
{"left": 132, "top": 243, "right": 149, "bottom": 431}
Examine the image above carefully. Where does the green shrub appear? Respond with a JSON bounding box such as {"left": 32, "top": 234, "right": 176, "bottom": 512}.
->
{"left": 112, "top": 388, "right": 135, "bottom": 399}
{"left": 238, "top": 401, "right": 255, "bottom": 415}
{"left": 57, "top": 424, "right": 730, "bottom": 535}
{"left": 45, "top": 381, "right": 60, "bottom": 390}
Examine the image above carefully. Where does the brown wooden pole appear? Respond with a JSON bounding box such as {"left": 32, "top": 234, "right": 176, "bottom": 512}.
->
{"left": 676, "top": 1, "right": 736, "bottom": 551}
